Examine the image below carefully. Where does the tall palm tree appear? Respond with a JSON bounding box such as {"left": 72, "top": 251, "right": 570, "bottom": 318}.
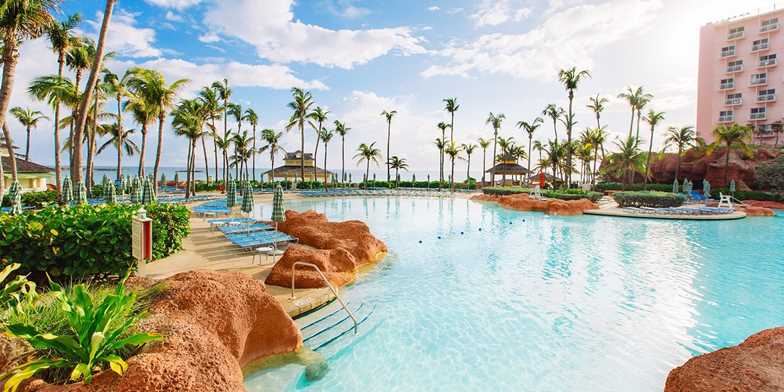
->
{"left": 46, "top": 13, "right": 81, "bottom": 193}
{"left": 102, "top": 69, "right": 132, "bottom": 179}
{"left": 558, "top": 67, "right": 591, "bottom": 187}
{"left": 533, "top": 140, "right": 545, "bottom": 174}
{"left": 587, "top": 127, "right": 608, "bottom": 185}
{"left": 664, "top": 126, "right": 695, "bottom": 182}
{"left": 387, "top": 155, "right": 408, "bottom": 186}
{"left": 231, "top": 130, "right": 253, "bottom": 181}
{"left": 10, "top": 107, "right": 47, "bottom": 160}
{"left": 211, "top": 79, "right": 231, "bottom": 182}
{"left": 436, "top": 121, "right": 450, "bottom": 181}
{"left": 65, "top": 39, "right": 91, "bottom": 165}
{"left": 586, "top": 94, "right": 608, "bottom": 129}
{"left": 308, "top": 106, "right": 329, "bottom": 182}
{"left": 618, "top": 86, "right": 652, "bottom": 139}
{"left": 712, "top": 123, "right": 753, "bottom": 185}
{"left": 29, "top": 75, "right": 77, "bottom": 188}
{"left": 478, "top": 138, "right": 490, "bottom": 185}
{"left": 243, "top": 108, "right": 259, "bottom": 182}
{"left": 635, "top": 93, "right": 653, "bottom": 141}
{"left": 610, "top": 135, "right": 644, "bottom": 188}
{"left": 0, "top": 0, "right": 58, "bottom": 183}
{"left": 380, "top": 109, "right": 397, "bottom": 182}
{"left": 72, "top": 0, "right": 116, "bottom": 184}
{"left": 213, "top": 132, "right": 232, "bottom": 185}
{"left": 333, "top": 120, "right": 350, "bottom": 182}
{"left": 496, "top": 136, "right": 515, "bottom": 185}
{"left": 227, "top": 102, "right": 243, "bottom": 179}
{"left": 643, "top": 110, "right": 665, "bottom": 187}
{"left": 485, "top": 112, "right": 505, "bottom": 185}
{"left": 542, "top": 104, "right": 564, "bottom": 143}
{"left": 285, "top": 87, "right": 314, "bottom": 182}
{"left": 171, "top": 98, "right": 207, "bottom": 198}
{"left": 199, "top": 86, "right": 221, "bottom": 184}
{"left": 124, "top": 92, "right": 156, "bottom": 177}
{"left": 517, "top": 117, "right": 542, "bottom": 175}
{"left": 461, "top": 143, "right": 476, "bottom": 181}
{"left": 443, "top": 97, "right": 459, "bottom": 143}
{"left": 97, "top": 123, "right": 138, "bottom": 178}
{"left": 434, "top": 137, "right": 446, "bottom": 188}
{"left": 259, "top": 128, "right": 283, "bottom": 183}
{"left": 354, "top": 142, "right": 381, "bottom": 184}
{"left": 319, "top": 128, "right": 333, "bottom": 187}
{"left": 444, "top": 141, "right": 461, "bottom": 191}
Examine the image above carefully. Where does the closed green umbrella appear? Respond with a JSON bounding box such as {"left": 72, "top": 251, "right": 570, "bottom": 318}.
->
{"left": 105, "top": 181, "right": 117, "bottom": 204}
{"left": 672, "top": 178, "right": 679, "bottom": 194}
{"left": 142, "top": 177, "right": 156, "bottom": 204}
{"left": 226, "top": 180, "right": 236, "bottom": 208}
{"left": 241, "top": 182, "right": 254, "bottom": 214}
{"left": 160, "top": 173, "right": 166, "bottom": 191}
{"left": 61, "top": 177, "right": 73, "bottom": 205}
{"left": 130, "top": 178, "right": 141, "bottom": 204}
{"left": 729, "top": 179, "right": 736, "bottom": 194}
{"left": 703, "top": 179, "right": 711, "bottom": 199}
{"left": 8, "top": 181, "right": 22, "bottom": 215}
{"left": 272, "top": 185, "right": 285, "bottom": 222}
{"left": 75, "top": 181, "right": 87, "bottom": 205}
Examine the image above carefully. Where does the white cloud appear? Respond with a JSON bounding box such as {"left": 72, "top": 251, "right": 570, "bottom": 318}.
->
{"left": 427, "top": 6, "right": 440, "bottom": 11}
{"left": 165, "top": 11, "right": 183, "bottom": 22}
{"left": 204, "top": 0, "right": 426, "bottom": 69}
{"left": 84, "top": 10, "right": 161, "bottom": 58}
{"left": 470, "top": 0, "right": 532, "bottom": 27}
{"left": 423, "top": 0, "right": 662, "bottom": 79}
{"left": 143, "top": 0, "right": 200, "bottom": 10}
{"left": 198, "top": 32, "right": 220, "bottom": 43}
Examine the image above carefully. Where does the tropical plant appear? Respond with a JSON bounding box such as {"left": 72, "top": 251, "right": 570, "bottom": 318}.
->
{"left": 461, "top": 143, "right": 476, "bottom": 181}
{"left": 243, "top": 108, "right": 259, "bottom": 182}
{"left": 123, "top": 91, "right": 155, "bottom": 177}
{"left": 231, "top": 130, "right": 254, "bottom": 182}
{"left": 443, "top": 97, "right": 459, "bottom": 143}
{"left": 308, "top": 106, "right": 329, "bottom": 182}
{"left": 198, "top": 86, "right": 222, "bottom": 183}
{"left": 333, "top": 120, "right": 350, "bottom": 182}
{"left": 712, "top": 123, "right": 753, "bottom": 185}
{"left": 618, "top": 86, "right": 652, "bottom": 139}
{"left": 354, "top": 142, "right": 382, "bottom": 184}
{"left": 285, "top": 88, "right": 315, "bottom": 182}
{"left": 226, "top": 103, "right": 243, "bottom": 179}
{"left": 434, "top": 137, "right": 446, "bottom": 188}
{"left": 102, "top": 69, "right": 132, "bottom": 179}
{"left": 517, "top": 117, "right": 542, "bottom": 175}
{"left": 259, "top": 128, "right": 284, "bottom": 183}
{"left": 211, "top": 79, "right": 231, "bottom": 182}
{"left": 436, "top": 121, "right": 450, "bottom": 181}
{"left": 319, "top": 128, "right": 333, "bottom": 187}
{"left": 613, "top": 191, "right": 686, "bottom": 208}
{"left": 485, "top": 112, "right": 505, "bottom": 183}
{"left": 0, "top": 263, "right": 36, "bottom": 315}
{"left": 10, "top": 107, "right": 48, "bottom": 161}
{"left": 542, "top": 104, "right": 564, "bottom": 143}
{"left": 96, "top": 123, "right": 138, "bottom": 178}
{"left": 380, "top": 110, "right": 397, "bottom": 182}
{"left": 558, "top": 67, "right": 591, "bottom": 187}
{"left": 586, "top": 94, "right": 608, "bottom": 129}
{"left": 642, "top": 110, "right": 665, "bottom": 187}
{"left": 171, "top": 99, "right": 207, "bottom": 198}
{"left": 663, "top": 126, "right": 696, "bottom": 182}
{"left": 608, "top": 135, "right": 644, "bottom": 188}
{"left": 478, "top": 138, "right": 490, "bottom": 185}
{"left": 444, "top": 141, "right": 461, "bottom": 191}
{"left": 387, "top": 155, "right": 408, "bottom": 186}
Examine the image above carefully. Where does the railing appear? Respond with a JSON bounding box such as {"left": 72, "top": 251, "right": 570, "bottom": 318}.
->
{"left": 725, "top": 97, "right": 742, "bottom": 105}
{"left": 758, "top": 94, "right": 776, "bottom": 102}
{"left": 727, "top": 31, "right": 744, "bottom": 40}
{"left": 719, "top": 114, "right": 735, "bottom": 122}
{"left": 750, "top": 112, "right": 767, "bottom": 120}
{"left": 761, "top": 23, "right": 779, "bottom": 33}
{"left": 720, "top": 82, "right": 735, "bottom": 89}
{"left": 726, "top": 64, "right": 743, "bottom": 72}
{"left": 751, "top": 77, "right": 767, "bottom": 85}
{"left": 290, "top": 261, "right": 358, "bottom": 334}
{"left": 759, "top": 59, "right": 777, "bottom": 67}
{"left": 721, "top": 49, "right": 736, "bottom": 57}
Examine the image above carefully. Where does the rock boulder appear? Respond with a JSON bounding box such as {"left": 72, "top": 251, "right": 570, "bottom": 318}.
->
{"left": 472, "top": 193, "right": 598, "bottom": 216}
{"left": 265, "top": 244, "right": 358, "bottom": 288}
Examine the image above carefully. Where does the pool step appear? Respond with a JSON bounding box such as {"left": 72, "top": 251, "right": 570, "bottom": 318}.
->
{"left": 295, "top": 299, "right": 375, "bottom": 353}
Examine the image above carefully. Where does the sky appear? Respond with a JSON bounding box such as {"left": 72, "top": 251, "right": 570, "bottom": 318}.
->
{"left": 6, "top": 0, "right": 782, "bottom": 175}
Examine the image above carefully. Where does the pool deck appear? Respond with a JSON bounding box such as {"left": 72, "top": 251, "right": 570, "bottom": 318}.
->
{"left": 585, "top": 199, "right": 747, "bottom": 220}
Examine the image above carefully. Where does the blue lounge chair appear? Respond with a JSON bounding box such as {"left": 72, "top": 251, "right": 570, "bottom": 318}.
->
{"left": 224, "top": 231, "right": 295, "bottom": 249}
{"left": 690, "top": 191, "right": 707, "bottom": 202}
{"left": 218, "top": 223, "right": 272, "bottom": 235}
{"left": 208, "top": 217, "right": 255, "bottom": 227}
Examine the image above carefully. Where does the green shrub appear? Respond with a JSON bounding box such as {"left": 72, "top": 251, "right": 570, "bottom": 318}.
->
{"left": 757, "top": 156, "right": 784, "bottom": 191}
{"left": 2, "top": 191, "right": 58, "bottom": 209}
{"left": 613, "top": 191, "right": 686, "bottom": 208}
{"left": 482, "top": 187, "right": 531, "bottom": 195}
{"left": 595, "top": 182, "right": 674, "bottom": 192}
{"left": 0, "top": 204, "right": 190, "bottom": 281}
{"left": 544, "top": 189, "right": 603, "bottom": 202}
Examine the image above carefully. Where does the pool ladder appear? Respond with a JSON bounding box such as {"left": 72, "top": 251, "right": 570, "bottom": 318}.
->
{"left": 291, "top": 262, "right": 358, "bottom": 334}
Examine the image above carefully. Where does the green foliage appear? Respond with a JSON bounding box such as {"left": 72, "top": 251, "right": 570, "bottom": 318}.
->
{"left": 756, "top": 156, "right": 784, "bottom": 191}
{"left": 482, "top": 187, "right": 531, "bottom": 195}
{"left": 613, "top": 191, "right": 686, "bottom": 208}
{"left": 0, "top": 204, "right": 190, "bottom": 281}
{"left": 544, "top": 189, "right": 603, "bottom": 202}
{"left": 594, "top": 182, "right": 674, "bottom": 192}
{"left": 1, "top": 191, "right": 58, "bottom": 209}
{"left": 1, "top": 278, "right": 162, "bottom": 389}
{"left": 0, "top": 264, "right": 37, "bottom": 317}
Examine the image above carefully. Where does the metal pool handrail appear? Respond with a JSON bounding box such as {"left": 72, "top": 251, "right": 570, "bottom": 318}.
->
{"left": 291, "top": 261, "right": 358, "bottom": 334}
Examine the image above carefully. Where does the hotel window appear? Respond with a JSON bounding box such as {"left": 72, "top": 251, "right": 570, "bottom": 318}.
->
{"left": 758, "top": 89, "right": 776, "bottom": 102}
{"left": 759, "top": 53, "right": 777, "bottom": 66}
{"left": 752, "top": 38, "right": 770, "bottom": 51}
{"left": 720, "top": 78, "right": 735, "bottom": 89}
{"left": 751, "top": 73, "right": 767, "bottom": 85}
{"left": 726, "top": 93, "right": 742, "bottom": 105}
{"left": 721, "top": 45, "right": 736, "bottom": 57}
{"left": 719, "top": 110, "right": 735, "bottom": 122}
{"left": 728, "top": 26, "right": 745, "bottom": 39}
{"left": 727, "top": 59, "right": 744, "bottom": 72}
{"left": 757, "top": 124, "right": 775, "bottom": 133}
{"left": 761, "top": 18, "right": 779, "bottom": 32}
{"left": 751, "top": 107, "right": 767, "bottom": 120}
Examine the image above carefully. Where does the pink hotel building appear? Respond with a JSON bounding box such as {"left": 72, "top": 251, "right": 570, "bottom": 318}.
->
{"left": 697, "top": 10, "right": 783, "bottom": 145}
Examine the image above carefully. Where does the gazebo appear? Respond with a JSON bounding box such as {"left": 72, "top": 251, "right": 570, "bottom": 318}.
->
{"left": 485, "top": 160, "right": 530, "bottom": 186}
{"left": 262, "top": 151, "right": 335, "bottom": 183}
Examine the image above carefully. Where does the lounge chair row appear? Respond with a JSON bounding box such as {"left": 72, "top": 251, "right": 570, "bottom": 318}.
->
{"left": 298, "top": 189, "right": 461, "bottom": 198}
{"left": 623, "top": 206, "right": 734, "bottom": 216}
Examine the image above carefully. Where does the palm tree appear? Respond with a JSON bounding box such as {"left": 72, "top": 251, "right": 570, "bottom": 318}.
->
{"left": 97, "top": 123, "right": 138, "bottom": 178}
{"left": 712, "top": 123, "right": 753, "bottom": 185}
{"left": 46, "top": 13, "right": 81, "bottom": 193}
{"left": 558, "top": 67, "right": 591, "bottom": 187}
{"left": 517, "top": 117, "right": 542, "bottom": 175}
{"left": 543, "top": 140, "right": 566, "bottom": 182}
{"left": 227, "top": 102, "right": 243, "bottom": 179}
{"left": 0, "top": 0, "right": 58, "bottom": 183}
{"left": 213, "top": 132, "right": 232, "bottom": 186}
{"left": 542, "top": 104, "right": 564, "bottom": 143}
{"left": 72, "top": 0, "right": 116, "bottom": 184}
{"left": 171, "top": 98, "right": 207, "bottom": 198}
{"left": 285, "top": 87, "right": 314, "bottom": 183}
{"left": 444, "top": 141, "right": 461, "bottom": 191}
{"left": 618, "top": 86, "right": 652, "bottom": 139}
{"left": 461, "top": 143, "right": 476, "bottom": 182}
{"left": 308, "top": 106, "right": 329, "bottom": 182}
{"left": 199, "top": 86, "right": 221, "bottom": 184}
{"left": 533, "top": 140, "right": 545, "bottom": 173}
{"left": 387, "top": 155, "right": 408, "bottom": 187}
{"left": 259, "top": 129, "right": 283, "bottom": 183}
{"left": 102, "top": 69, "right": 132, "bottom": 179}
{"left": 354, "top": 142, "right": 382, "bottom": 185}
{"left": 436, "top": 121, "right": 450, "bottom": 181}
{"left": 319, "top": 128, "right": 334, "bottom": 188}
{"left": 485, "top": 112, "right": 505, "bottom": 185}
{"left": 10, "top": 107, "right": 47, "bottom": 160}
{"left": 664, "top": 126, "right": 695, "bottom": 182}
{"left": 231, "top": 130, "right": 254, "bottom": 181}
{"left": 478, "top": 138, "right": 490, "bottom": 185}
{"left": 380, "top": 109, "right": 397, "bottom": 182}
{"left": 586, "top": 94, "right": 608, "bottom": 129}
{"left": 443, "top": 97, "right": 459, "bottom": 143}
{"left": 496, "top": 136, "right": 515, "bottom": 185}
{"left": 610, "top": 135, "right": 644, "bottom": 188}
{"left": 124, "top": 92, "right": 156, "bottom": 177}
{"left": 65, "top": 39, "right": 91, "bottom": 163}
{"left": 587, "top": 127, "right": 608, "bottom": 185}
{"left": 635, "top": 93, "right": 653, "bottom": 141}
{"left": 642, "top": 110, "right": 665, "bottom": 187}
{"left": 434, "top": 137, "right": 446, "bottom": 189}
{"left": 211, "top": 79, "right": 231, "bottom": 182}
{"left": 333, "top": 120, "right": 350, "bottom": 182}
{"left": 243, "top": 108, "right": 259, "bottom": 182}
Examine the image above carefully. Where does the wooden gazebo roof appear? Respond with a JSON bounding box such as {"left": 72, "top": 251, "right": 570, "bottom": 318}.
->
{"left": 486, "top": 162, "right": 529, "bottom": 176}
{"left": 262, "top": 165, "right": 333, "bottom": 177}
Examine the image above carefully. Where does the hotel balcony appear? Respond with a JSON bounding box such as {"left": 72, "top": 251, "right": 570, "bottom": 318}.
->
{"left": 752, "top": 42, "right": 770, "bottom": 52}
{"left": 726, "top": 64, "right": 743, "bottom": 73}
{"left": 719, "top": 81, "right": 735, "bottom": 90}
{"left": 750, "top": 77, "right": 768, "bottom": 86}
{"left": 759, "top": 59, "right": 777, "bottom": 68}
{"left": 758, "top": 94, "right": 776, "bottom": 103}
{"left": 760, "top": 23, "right": 780, "bottom": 33}
{"left": 719, "top": 114, "right": 735, "bottom": 123}
{"left": 727, "top": 31, "right": 745, "bottom": 41}
{"left": 750, "top": 111, "right": 767, "bottom": 121}
{"left": 725, "top": 97, "right": 743, "bottom": 106}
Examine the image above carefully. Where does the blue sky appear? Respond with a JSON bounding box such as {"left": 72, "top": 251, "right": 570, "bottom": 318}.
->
{"left": 7, "top": 0, "right": 781, "bottom": 175}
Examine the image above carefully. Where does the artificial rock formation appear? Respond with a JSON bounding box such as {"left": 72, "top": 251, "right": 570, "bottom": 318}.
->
{"left": 648, "top": 147, "right": 781, "bottom": 188}
{"left": 471, "top": 194, "right": 599, "bottom": 216}
{"left": 266, "top": 210, "right": 387, "bottom": 289}
{"left": 665, "top": 327, "right": 784, "bottom": 392}
{"left": 10, "top": 271, "right": 302, "bottom": 392}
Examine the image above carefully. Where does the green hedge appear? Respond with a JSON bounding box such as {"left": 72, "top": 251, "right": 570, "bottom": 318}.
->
{"left": 544, "top": 189, "right": 603, "bottom": 202}
{"left": 0, "top": 203, "right": 190, "bottom": 281}
{"left": 613, "top": 191, "right": 686, "bottom": 208}
{"left": 1, "top": 190, "right": 58, "bottom": 209}
{"left": 482, "top": 186, "right": 531, "bottom": 195}
{"left": 595, "top": 182, "right": 674, "bottom": 192}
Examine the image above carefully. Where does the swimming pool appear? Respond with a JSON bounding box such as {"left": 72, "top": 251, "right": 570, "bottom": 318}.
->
{"left": 246, "top": 197, "right": 784, "bottom": 391}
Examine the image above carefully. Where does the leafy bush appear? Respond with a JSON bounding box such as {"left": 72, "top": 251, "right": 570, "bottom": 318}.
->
{"left": 482, "top": 187, "right": 531, "bottom": 195}
{"left": 594, "top": 182, "right": 674, "bottom": 192}
{"left": 0, "top": 264, "right": 36, "bottom": 317}
{"left": 0, "top": 204, "right": 190, "bottom": 281}
{"left": 757, "top": 156, "right": 784, "bottom": 191}
{"left": 544, "top": 189, "right": 603, "bottom": 202}
{"left": 613, "top": 191, "right": 686, "bottom": 208}
{"left": 1, "top": 277, "right": 162, "bottom": 388}
{"left": 2, "top": 191, "right": 58, "bottom": 209}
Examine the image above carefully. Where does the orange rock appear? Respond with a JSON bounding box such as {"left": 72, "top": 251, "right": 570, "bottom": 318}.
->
{"left": 745, "top": 200, "right": 784, "bottom": 210}
{"left": 265, "top": 244, "right": 358, "bottom": 288}
{"left": 740, "top": 206, "right": 776, "bottom": 217}
{"left": 665, "top": 327, "right": 784, "bottom": 392}
{"left": 12, "top": 271, "right": 301, "bottom": 392}
{"left": 471, "top": 193, "right": 598, "bottom": 216}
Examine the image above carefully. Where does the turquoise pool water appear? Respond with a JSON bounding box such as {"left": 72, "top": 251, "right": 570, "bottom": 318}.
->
{"left": 246, "top": 198, "right": 784, "bottom": 391}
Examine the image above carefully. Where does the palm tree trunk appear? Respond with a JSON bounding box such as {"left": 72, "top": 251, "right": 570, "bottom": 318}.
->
{"left": 115, "top": 96, "right": 123, "bottom": 180}
{"left": 675, "top": 147, "right": 682, "bottom": 182}
{"left": 724, "top": 143, "right": 731, "bottom": 185}
{"left": 481, "top": 148, "right": 486, "bottom": 185}
{"left": 467, "top": 155, "right": 472, "bottom": 182}
{"left": 0, "top": 146, "right": 4, "bottom": 201}
{"left": 644, "top": 126, "right": 654, "bottom": 188}
{"left": 492, "top": 129, "right": 498, "bottom": 185}
{"left": 552, "top": 118, "right": 558, "bottom": 143}
{"left": 153, "top": 114, "right": 165, "bottom": 185}
{"left": 365, "top": 160, "right": 370, "bottom": 186}
{"left": 191, "top": 139, "right": 197, "bottom": 195}
{"left": 566, "top": 91, "right": 574, "bottom": 188}
{"left": 635, "top": 110, "right": 642, "bottom": 140}
{"left": 138, "top": 124, "right": 147, "bottom": 177}
{"left": 450, "top": 112, "right": 454, "bottom": 144}
{"left": 270, "top": 152, "right": 275, "bottom": 184}
{"left": 628, "top": 109, "right": 635, "bottom": 138}
{"left": 185, "top": 139, "right": 192, "bottom": 199}
{"left": 87, "top": 92, "right": 99, "bottom": 192}
{"left": 201, "top": 135, "right": 209, "bottom": 186}
{"left": 386, "top": 120, "right": 391, "bottom": 182}
{"left": 116, "top": 136, "right": 123, "bottom": 181}
{"left": 53, "top": 55, "right": 66, "bottom": 193}
{"left": 450, "top": 156, "right": 455, "bottom": 192}
{"left": 527, "top": 137, "right": 532, "bottom": 178}
{"left": 0, "top": 34, "right": 20, "bottom": 182}
{"left": 313, "top": 122, "right": 321, "bottom": 182}
{"left": 300, "top": 122, "right": 305, "bottom": 183}
{"left": 323, "top": 143, "right": 328, "bottom": 190}
{"left": 252, "top": 124, "right": 257, "bottom": 182}
{"left": 341, "top": 136, "right": 345, "bottom": 183}
{"left": 72, "top": 0, "right": 115, "bottom": 185}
